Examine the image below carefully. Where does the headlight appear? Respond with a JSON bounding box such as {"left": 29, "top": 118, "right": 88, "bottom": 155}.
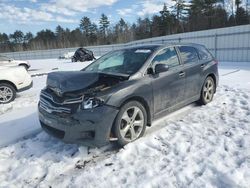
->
{"left": 81, "top": 97, "right": 104, "bottom": 109}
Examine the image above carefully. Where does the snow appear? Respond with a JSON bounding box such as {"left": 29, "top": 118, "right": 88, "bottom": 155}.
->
{"left": 0, "top": 59, "right": 250, "bottom": 187}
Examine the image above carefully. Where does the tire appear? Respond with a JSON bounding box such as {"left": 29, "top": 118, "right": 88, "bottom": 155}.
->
{"left": 113, "top": 101, "right": 147, "bottom": 147}
{"left": 199, "top": 76, "right": 215, "bottom": 105}
{"left": 0, "top": 83, "right": 16, "bottom": 104}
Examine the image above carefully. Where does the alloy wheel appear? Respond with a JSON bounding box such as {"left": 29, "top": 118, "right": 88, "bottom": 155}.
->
{"left": 119, "top": 106, "right": 144, "bottom": 142}
{"left": 0, "top": 86, "right": 14, "bottom": 103}
{"left": 203, "top": 78, "right": 214, "bottom": 103}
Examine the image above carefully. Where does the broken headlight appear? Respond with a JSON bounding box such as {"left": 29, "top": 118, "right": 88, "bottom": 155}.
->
{"left": 81, "top": 97, "right": 104, "bottom": 109}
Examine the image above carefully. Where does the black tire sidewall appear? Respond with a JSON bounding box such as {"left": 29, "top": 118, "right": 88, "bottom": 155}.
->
{"left": 0, "top": 83, "right": 16, "bottom": 104}
{"left": 113, "top": 101, "right": 147, "bottom": 147}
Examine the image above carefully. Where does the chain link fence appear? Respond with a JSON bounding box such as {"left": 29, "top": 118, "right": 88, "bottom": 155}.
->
{"left": 1, "top": 25, "right": 250, "bottom": 62}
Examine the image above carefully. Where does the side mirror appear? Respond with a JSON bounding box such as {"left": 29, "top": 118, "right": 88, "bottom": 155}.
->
{"left": 155, "top": 64, "right": 169, "bottom": 74}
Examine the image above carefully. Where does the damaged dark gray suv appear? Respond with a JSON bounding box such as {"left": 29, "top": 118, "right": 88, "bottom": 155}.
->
{"left": 39, "top": 44, "right": 218, "bottom": 147}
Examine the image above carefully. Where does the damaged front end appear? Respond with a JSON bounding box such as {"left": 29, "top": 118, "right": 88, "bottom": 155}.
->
{"left": 40, "top": 71, "right": 129, "bottom": 115}
{"left": 38, "top": 71, "right": 128, "bottom": 146}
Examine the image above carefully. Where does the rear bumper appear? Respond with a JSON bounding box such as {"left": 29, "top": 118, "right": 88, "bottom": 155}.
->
{"left": 39, "top": 104, "right": 119, "bottom": 147}
{"left": 18, "top": 80, "right": 33, "bottom": 92}
{"left": 16, "top": 71, "right": 32, "bottom": 92}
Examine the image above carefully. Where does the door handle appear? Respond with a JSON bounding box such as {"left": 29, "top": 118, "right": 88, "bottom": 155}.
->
{"left": 179, "top": 71, "right": 185, "bottom": 77}
{"left": 201, "top": 64, "right": 205, "bottom": 68}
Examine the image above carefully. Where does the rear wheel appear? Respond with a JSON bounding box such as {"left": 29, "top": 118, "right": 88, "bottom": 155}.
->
{"left": 113, "top": 101, "right": 147, "bottom": 146}
{"left": 199, "top": 76, "right": 215, "bottom": 105}
{"left": 0, "top": 83, "right": 16, "bottom": 104}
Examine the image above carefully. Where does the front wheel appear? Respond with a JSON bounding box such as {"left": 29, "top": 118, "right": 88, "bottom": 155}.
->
{"left": 0, "top": 83, "right": 16, "bottom": 104}
{"left": 199, "top": 76, "right": 215, "bottom": 105}
{"left": 113, "top": 101, "right": 147, "bottom": 147}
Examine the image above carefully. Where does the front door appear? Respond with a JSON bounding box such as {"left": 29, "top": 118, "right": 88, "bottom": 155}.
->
{"left": 149, "top": 47, "right": 186, "bottom": 115}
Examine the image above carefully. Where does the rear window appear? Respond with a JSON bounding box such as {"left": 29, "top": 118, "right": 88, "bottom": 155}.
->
{"left": 178, "top": 46, "right": 199, "bottom": 64}
{"left": 197, "top": 47, "right": 213, "bottom": 60}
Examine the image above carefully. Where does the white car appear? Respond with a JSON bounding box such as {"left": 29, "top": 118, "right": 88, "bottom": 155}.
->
{"left": 0, "top": 55, "right": 30, "bottom": 70}
{"left": 0, "top": 66, "right": 32, "bottom": 104}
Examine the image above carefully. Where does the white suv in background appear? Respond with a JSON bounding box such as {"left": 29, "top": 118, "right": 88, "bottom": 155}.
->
{"left": 0, "top": 66, "right": 32, "bottom": 104}
{"left": 0, "top": 55, "right": 30, "bottom": 70}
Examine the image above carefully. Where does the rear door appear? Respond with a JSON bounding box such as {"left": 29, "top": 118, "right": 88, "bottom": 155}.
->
{"left": 177, "top": 46, "right": 203, "bottom": 100}
{"left": 149, "top": 47, "right": 186, "bottom": 115}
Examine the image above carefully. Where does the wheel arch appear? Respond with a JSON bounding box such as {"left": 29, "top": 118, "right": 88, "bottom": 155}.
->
{"left": 0, "top": 80, "right": 17, "bottom": 91}
{"left": 206, "top": 73, "right": 217, "bottom": 93}
{"left": 19, "top": 63, "right": 28, "bottom": 69}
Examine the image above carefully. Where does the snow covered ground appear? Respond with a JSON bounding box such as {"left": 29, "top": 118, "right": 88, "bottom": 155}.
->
{"left": 0, "top": 59, "right": 249, "bottom": 187}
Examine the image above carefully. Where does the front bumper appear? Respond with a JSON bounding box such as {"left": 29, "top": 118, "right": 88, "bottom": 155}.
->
{"left": 39, "top": 104, "right": 119, "bottom": 147}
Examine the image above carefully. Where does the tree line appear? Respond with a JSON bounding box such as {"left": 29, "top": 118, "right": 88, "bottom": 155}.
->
{"left": 0, "top": 0, "right": 249, "bottom": 52}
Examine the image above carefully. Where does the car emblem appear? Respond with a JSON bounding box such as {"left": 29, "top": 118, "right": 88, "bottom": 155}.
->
{"left": 50, "top": 87, "right": 63, "bottom": 96}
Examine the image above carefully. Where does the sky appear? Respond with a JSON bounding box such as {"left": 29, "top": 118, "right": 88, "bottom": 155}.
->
{"left": 0, "top": 0, "right": 175, "bottom": 35}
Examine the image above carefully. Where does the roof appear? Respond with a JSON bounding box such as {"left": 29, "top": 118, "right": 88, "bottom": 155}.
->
{"left": 121, "top": 43, "right": 206, "bottom": 51}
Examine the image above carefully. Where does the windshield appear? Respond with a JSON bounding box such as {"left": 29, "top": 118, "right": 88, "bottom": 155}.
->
{"left": 0, "top": 56, "right": 11, "bottom": 61}
{"left": 84, "top": 48, "right": 153, "bottom": 75}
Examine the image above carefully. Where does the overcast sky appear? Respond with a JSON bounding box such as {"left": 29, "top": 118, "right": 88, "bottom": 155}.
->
{"left": 0, "top": 0, "right": 175, "bottom": 34}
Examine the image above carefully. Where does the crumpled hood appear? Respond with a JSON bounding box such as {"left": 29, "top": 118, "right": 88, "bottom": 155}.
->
{"left": 47, "top": 71, "right": 128, "bottom": 95}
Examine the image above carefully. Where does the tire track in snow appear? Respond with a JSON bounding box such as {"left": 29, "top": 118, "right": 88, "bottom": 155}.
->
{"left": 221, "top": 69, "right": 241, "bottom": 76}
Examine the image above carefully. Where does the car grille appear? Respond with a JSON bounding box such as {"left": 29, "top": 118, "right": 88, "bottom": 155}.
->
{"left": 39, "top": 89, "right": 83, "bottom": 114}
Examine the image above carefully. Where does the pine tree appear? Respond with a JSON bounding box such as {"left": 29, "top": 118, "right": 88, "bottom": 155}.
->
{"left": 80, "top": 17, "right": 92, "bottom": 36}
{"left": 114, "top": 18, "right": 129, "bottom": 43}
{"left": 235, "top": 0, "right": 249, "bottom": 25}
{"left": 89, "top": 23, "right": 98, "bottom": 44}
{"left": 99, "top": 14, "right": 110, "bottom": 36}
{"left": 171, "top": 0, "right": 187, "bottom": 32}
{"left": 160, "top": 3, "right": 173, "bottom": 34}
{"left": 151, "top": 15, "right": 163, "bottom": 37}
{"left": 236, "top": 7, "right": 249, "bottom": 25}
{"left": 24, "top": 32, "right": 33, "bottom": 43}
{"left": 9, "top": 30, "right": 24, "bottom": 44}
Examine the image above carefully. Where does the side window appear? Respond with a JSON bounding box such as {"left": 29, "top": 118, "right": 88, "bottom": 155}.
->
{"left": 197, "top": 47, "right": 213, "bottom": 60}
{"left": 152, "top": 47, "right": 180, "bottom": 68}
{"left": 178, "top": 46, "right": 199, "bottom": 64}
